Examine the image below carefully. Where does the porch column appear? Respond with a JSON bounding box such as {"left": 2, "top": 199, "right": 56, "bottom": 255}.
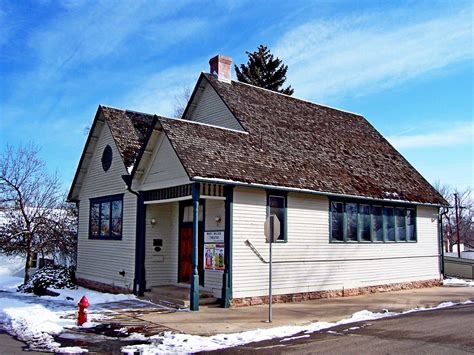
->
{"left": 133, "top": 192, "right": 146, "bottom": 296}
{"left": 190, "top": 183, "right": 200, "bottom": 311}
{"left": 221, "top": 185, "right": 234, "bottom": 308}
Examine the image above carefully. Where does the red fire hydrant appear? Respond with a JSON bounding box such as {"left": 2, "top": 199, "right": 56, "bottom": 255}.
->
{"left": 77, "top": 296, "right": 90, "bottom": 326}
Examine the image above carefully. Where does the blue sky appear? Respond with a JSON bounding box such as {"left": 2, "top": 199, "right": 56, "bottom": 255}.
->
{"left": 0, "top": 0, "right": 472, "bottom": 192}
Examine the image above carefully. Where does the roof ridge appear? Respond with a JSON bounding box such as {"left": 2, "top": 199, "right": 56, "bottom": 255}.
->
{"left": 158, "top": 115, "right": 249, "bottom": 134}
{"left": 203, "top": 73, "right": 364, "bottom": 117}
{"left": 100, "top": 104, "right": 155, "bottom": 117}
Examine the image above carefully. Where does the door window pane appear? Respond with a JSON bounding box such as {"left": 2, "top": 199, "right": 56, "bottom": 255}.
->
{"left": 372, "top": 206, "right": 383, "bottom": 241}
{"left": 384, "top": 207, "right": 395, "bottom": 241}
{"left": 331, "top": 202, "right": 344, "bottom": 241}
{"left": 407, "top": 208, "right": 416, "bottom": 241}
{"left": 182, "top": 205, "right": 204, "bottom": 222}
{"left": 395, "top": 207, "right": 406, "bottom": 241}
{"left": 346, "top": 203, "right": 358, "bottom": 241}
{"left": 359, "top": 204, "right": 371, "bottom": 241}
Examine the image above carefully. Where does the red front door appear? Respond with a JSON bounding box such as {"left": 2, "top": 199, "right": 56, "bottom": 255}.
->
{"left": 178, "top": 206, "right": 204, "bottom": 285}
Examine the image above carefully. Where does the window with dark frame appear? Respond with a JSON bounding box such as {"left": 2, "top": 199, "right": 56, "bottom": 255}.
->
{"left": 330, "top": 200, "right": 416, "bottom": 243}
{"left": 89, "top": 195, "right": 123, "bottom": 240}
{"left": 268, "top": 193, "right": 286, "bottom": 242}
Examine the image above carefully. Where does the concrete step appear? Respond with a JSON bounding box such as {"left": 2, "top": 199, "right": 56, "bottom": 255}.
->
{"left": 145, "top": 286, "right": 219, "bottom": 308}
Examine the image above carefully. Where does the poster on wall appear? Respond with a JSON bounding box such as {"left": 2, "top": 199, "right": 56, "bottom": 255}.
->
{"left": 204, "top": 244, "right": 224, "bottom": 271}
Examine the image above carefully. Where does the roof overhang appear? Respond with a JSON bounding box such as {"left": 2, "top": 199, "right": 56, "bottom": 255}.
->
{"left": 191, "top": 176, "right": 449, "bottom": 208}
{"left": 67, "top": 106, "right": 105, "bottom": 202}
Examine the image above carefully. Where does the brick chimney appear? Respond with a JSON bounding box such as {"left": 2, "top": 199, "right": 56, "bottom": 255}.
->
{"left": 209, "top": 55, "right": 232, "bottom": 83}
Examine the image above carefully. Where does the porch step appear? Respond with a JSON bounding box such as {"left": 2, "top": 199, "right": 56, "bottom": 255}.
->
{"left": 145, "top": 285, "right": 219, "bottom": 308}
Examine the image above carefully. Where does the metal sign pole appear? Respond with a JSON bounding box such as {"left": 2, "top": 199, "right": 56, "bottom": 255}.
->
{"left": 268, "top": 215, "right": 273, "bottom": 323}
{"left": 269, "top": 234, "right": 272, "bottom": 323}
{"left": 264, "top": 214, "right": 279, "bottom": 324}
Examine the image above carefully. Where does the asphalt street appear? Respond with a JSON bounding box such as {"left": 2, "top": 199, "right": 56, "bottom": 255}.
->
{"left": 1, "top": 303, "right": 473, "bottom": 354}
{"left": 203, "top": 303, "right": 474, "bottom": 354}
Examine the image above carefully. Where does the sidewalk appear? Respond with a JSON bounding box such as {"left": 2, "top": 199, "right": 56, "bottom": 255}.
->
{"left": 132, "top": 286, "right": 473, "bottom": 335}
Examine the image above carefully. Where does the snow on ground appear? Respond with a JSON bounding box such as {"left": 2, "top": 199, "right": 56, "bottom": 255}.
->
{"left": 444, "top": 277, "right": 474, "bottom": 287}
{"left": 121, "top": 300, "right": 473, "bottom": 354}
{"left": 445, "top": 251, "right": 474, "bottom": 260}
{"left": 0, "top": 273, "right": 139, "bottom": 352}
{"left": 0, "top": 254, "right": 25, "bottom": 278}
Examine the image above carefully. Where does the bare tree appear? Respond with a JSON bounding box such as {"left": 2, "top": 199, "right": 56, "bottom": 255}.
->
{"left": 0, "top": 144, "right": 77, "bottom": 283}
{"left": 173, "top": 86, "right": 192, "bottom": 118}
{"left": 435, "top": 182, "right": 473, "bottom": 251}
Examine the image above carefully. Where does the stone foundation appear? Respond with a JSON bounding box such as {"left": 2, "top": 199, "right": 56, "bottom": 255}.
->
{"left": 230, "top": 279, "right": 442, "bottom": 307}
{"left": 76, "top": 277, "right": 132, "bottom": 294}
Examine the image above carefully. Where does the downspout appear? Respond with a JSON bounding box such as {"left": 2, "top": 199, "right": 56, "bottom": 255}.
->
{"left": 74, "top": 201, "right": 80, "bottom": 268}
{"left": 439, "top": 207, "right": 449, "bottom": 278}
{"left": 122, "top": 174, "right": 146, "bottom": 296}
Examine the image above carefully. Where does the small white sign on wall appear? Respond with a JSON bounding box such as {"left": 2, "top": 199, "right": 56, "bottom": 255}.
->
{"left": 204, "top": 230, "right": 225, "bottom": 243}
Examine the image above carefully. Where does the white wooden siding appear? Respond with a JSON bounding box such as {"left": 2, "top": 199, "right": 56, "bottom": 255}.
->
{"left": 232, "top": 187, "right": 440, "bottom": 298}
{"left": 186, "top": 81, "right": 244, "bottom": 131}
{"left": 140, "top": 134, "right": 190, "bottom": 191}
{"left": 76, "top": 122, "right": 136, "bottom": 290}
{"left": 145, "top": 203, "right": 179, "bottom": 286}
{"left": 204, "top": 199, "right": 225, "bottom": 297}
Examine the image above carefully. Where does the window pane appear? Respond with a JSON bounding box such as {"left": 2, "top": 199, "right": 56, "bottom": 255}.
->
{"left": 396, "top": 208, "right": 406, "bottom": 241}
{"left": 407, "top": 209, "right": 416, "bottom": 241}
{"left": 112, "top": 200, "right": 122, "bottom": 219}
{"left": 90, "top": 203, "right": 100, "bottom": 237}
{"left": 111, "top": 218, "right": 122, "bottom": 237}
{"left": 359, "top": 204, "right": 371, "bottom": 241}
{"left": 331, "top": 202, "right": 344, "bottom": 241}
{"left": 346, "top": 203, "right": 358, "bottom": 241}
{"left": 371, "top": 206, "right": 383, "bottom": 241}
{"left": 384, "top": 207, "right": 395, "bottom": 241}
{"left": 100, "top": 202, "right": 110, "bottom": 237}
{"left": 269, "top": 196, "right": 285, "bottom": 240}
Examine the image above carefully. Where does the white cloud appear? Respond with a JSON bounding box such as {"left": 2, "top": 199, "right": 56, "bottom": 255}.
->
{"left": 123, "top": 61, "right": 206, "bottom": 117}
{"left": 26, "top": 1, "right": 198, "bottom": 81}
{"left": 387, "top": 122, "right": 473, "bottom": 149}
{"left": 274, "top": 6, "right": 473, "bottom": 101}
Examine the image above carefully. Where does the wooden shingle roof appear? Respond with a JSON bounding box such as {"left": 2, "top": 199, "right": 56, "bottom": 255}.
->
{"left": 101, "top": 106, "right": 155, "bottom": 168}
{"left": 157, "top": 74, "right": 446, "bottom": 205}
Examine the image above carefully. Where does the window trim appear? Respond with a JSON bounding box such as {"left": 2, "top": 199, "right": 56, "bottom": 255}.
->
{"left": 89, "top": 194, "right": 124, "bottom": 240}
{"left": 329, "top": 198, "right": 417, "bottom": 244}
{"left": 266, "top": 190, "right": 288, "bottom": 243}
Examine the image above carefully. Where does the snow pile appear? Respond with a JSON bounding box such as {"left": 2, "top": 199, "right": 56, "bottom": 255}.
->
{"left": 444, "top": 277, "right": 474, "bottom": 287}
{"left": 122, "top": 301, "right": 472, "bottom": 354}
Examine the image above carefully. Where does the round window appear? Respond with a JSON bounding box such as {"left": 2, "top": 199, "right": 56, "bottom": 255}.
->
{"left": 101, "top": 145, "right": 113, "bottom": 172}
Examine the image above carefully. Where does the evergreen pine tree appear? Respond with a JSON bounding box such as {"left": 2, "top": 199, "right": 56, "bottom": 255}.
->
{"left": 234, "top": 45, "right": 294, "bottom": 95}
